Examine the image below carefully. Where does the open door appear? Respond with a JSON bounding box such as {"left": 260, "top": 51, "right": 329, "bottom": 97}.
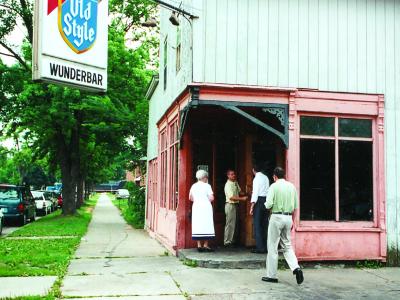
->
{"left": 238, "top": 133, "right": 285, "bottom": 246}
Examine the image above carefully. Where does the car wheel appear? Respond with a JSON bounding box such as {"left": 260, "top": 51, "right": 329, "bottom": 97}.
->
{"left": 19, "top": 214, "right": 27, "bottom": 226}
{"left": 0, "top": 219, "right": 3, "bottom": 235}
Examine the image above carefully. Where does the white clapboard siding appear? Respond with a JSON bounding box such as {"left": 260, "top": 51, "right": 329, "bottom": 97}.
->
{"left": 189, "top": 0, "right": 400, "bottom": 254}
{"left": 148, "top": 0, "right": 400, "bottom": 254}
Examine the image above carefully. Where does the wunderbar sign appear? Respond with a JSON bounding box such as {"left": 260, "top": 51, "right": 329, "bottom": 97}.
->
{"left": 33, "top": 0, "right": 108, "bottom": 91}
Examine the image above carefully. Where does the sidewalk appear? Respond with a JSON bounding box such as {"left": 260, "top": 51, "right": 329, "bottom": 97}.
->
{"left": 61, "top": 195, "right": 400, "bottom": 299}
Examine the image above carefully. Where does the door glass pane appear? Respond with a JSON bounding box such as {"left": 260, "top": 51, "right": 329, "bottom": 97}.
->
{"left": 300, "top": 139, "right": 335, "bottom": 220}
{"left": 339, "top": 119, "right": 372, "bottom": 138}
{"left": 339, "top": 141, "right": 373, "bottom": 221}
{"left": 300, "top": 116, "right": 335, "bottom": 136}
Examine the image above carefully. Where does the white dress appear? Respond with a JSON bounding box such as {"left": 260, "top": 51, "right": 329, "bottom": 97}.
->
{"left": 190, "top": 181, "right": 215, "bottom": 240}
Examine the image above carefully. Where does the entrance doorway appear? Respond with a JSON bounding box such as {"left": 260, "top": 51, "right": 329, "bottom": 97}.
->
{"left": 188, "top": 106, "right": 286, "bottom": 247}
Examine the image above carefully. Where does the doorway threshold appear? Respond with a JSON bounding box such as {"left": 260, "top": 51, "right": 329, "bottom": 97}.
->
{"left": 178, "top": 247, "right": 284, "bottom": 269}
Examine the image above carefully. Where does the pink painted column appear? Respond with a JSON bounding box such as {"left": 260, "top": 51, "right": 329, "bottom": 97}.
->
{"left": 377, "top": 95, "right": 386, "bottom": 260}
{"left": 286, "top": 91, "right": 298, "bottom": 250}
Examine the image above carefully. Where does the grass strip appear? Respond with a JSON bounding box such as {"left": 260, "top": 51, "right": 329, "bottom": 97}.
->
{"left": 8, "top": 195, "right": 98, "bottom": 238}
{"left": 0, "top": 237, "right": 80, "bottom": 276}
{"left": 0, "top": 194, "right": 99, "bottom": 299}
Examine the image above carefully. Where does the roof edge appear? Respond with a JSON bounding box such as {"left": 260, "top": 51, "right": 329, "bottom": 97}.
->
{"left": 145, "top": 75, "right": 160, "bottom": 100}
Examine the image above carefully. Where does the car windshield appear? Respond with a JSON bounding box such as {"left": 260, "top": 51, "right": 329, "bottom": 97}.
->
{"left": 31, "top": 191, "right": 44, "bottom": 198}
{"left": 43, "top": 192, "right": 53, "bottom": 199}
{"left": 0, "top": 187, "right": 20, "bottom": 201}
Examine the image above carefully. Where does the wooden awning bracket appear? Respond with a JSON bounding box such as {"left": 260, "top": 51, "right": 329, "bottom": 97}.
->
{"left": 224, "top": 105, "right": 288, "bottom": 148}
{"left": 178, "top": 105, "right": 190, "bottom": 148}
{"left": 179, "top": 99, "right": 289, "bottom": 148}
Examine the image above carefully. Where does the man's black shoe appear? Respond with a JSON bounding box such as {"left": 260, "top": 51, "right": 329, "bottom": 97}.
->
{"left": 261, "top": 277, "right": 278, "bottom": 283}
{"left": 293, "top": 268, "right": 304, "bottom": 285}
{"left": 251, "top": 249, "right": 267, "bottom": 254}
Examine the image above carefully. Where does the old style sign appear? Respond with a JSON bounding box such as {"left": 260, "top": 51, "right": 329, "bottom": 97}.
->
{"left": 33, "top": 0, "right": 108, "bottom": 92}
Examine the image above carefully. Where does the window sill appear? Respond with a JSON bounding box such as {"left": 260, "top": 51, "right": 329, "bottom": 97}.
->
{"left": 297, "top": 221, "right": 382, "bottom": 232}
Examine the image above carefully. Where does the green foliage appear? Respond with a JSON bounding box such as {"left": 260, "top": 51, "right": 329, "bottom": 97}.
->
{"left": 112, "top": 183, "right": 145, "bottom": 228}
{"left": 0, "top": 1, "right": 157, "bottom": 214}
{"left": 355, "top": 260, "right": 383, "bottom": 269}
{"left": 0, "top": 238, "right": 80, "bottom": 276}
{"left": 0, "top": 145, "right": 55, "bottom": 187}
{"left": 182, "top": 259, "right": 198, "bottom": 268}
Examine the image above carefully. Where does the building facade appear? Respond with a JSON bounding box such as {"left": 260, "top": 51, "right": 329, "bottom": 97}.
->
{"left": 146, "top": 0, "right": 400, "bottom": 264}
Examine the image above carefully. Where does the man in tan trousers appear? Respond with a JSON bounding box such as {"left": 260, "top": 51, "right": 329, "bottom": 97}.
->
{"left": 224, "top": 170, "right": 247, "bottom": 247}
{"left": 262, "top": 167, "right": 304, "bottom": 285}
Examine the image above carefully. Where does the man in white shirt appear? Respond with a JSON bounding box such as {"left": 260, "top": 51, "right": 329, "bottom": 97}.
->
{"left": 250, "top": 163, "right": 270, "bottom": 253}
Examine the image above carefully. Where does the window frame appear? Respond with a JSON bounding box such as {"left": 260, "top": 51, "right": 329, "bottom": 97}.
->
{"left": 159, "top": 129, "right": 168, "bottom": 208}
{"left": 299, "top": 113, "right": 377, "bottom": 226}
{"left": 168, "top": 119, "right": 179, "bottom": 210}
{"left": 176, "top": 27, "right": 181, "bottom": 73}
{"left": 163, "top": 36, "right": 168, "bottom": 90}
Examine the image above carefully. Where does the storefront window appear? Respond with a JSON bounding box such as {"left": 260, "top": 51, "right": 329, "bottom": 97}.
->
{"left": 169, "top": 121, "right": 179, "bottom": 210}
{"left": 300, "top": 116, "right": 373, "bottom": 222}
{"left": 339, "top": 141, "right": 373, "bottom": 221}
{"left": 159, "top": 130, "right": 168, "bottom": 208}
{"left": 300, "top": 139, "right": 335, "bottom": 220}
{"left": 339, "top": 118, "right": 372, "bottom": 138}
{"left": 300, "top": 116, "right": 335, "bottom": 136}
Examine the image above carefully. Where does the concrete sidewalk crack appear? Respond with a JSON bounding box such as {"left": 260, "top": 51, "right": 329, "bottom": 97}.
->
{"left": 166, "top": 271, "right": 190, "bottom": 299}
{"left": 362, "top": 269, "right": 395, "bottom": 284}
{"left": 104, "top": 231, "right": 129, "bottom": 267}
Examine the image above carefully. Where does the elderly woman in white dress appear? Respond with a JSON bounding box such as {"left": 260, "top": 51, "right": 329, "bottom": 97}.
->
{"left": 189, "top": 169, "right": 215, "bottom": 252}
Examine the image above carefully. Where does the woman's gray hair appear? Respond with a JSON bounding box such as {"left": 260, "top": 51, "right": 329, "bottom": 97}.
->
{"left": 196, "top": 169, "right": 208, "bottom": 180}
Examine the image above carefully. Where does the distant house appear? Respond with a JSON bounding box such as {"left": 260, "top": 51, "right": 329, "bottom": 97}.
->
{"left": 146, "top": 0, "right": 399, "bottom": 264}
{"left": 126, "top": 168, "right": 146, "bottom": 187}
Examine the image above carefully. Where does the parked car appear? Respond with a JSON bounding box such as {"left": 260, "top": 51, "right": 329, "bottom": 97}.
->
{"left": 116, "top": 189, "right": 130, "bottom": 199}
{"left": 57, "top": 193, "right": 63, "bottom": 208}
{"left": 46, "top": 186, "right": 56, "bottom": 192}
{"left": 0, "top": 209, "right": 3, "bottom": 235}
{"left": 31, "top": 191, "right": 52, "bottom": 215}
{"left": 0, "top": 184, "right": 36, "bottom": 226}
{"left": 44, "top": 191, "right": 59, "bottom": 211}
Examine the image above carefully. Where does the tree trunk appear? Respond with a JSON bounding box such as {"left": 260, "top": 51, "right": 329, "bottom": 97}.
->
{"left": 56, "top": 128, "right": 77, "bottom": 215}
{"left": 60, "top": 160, "right": 76, "bottom": 215}
{"left": 76, "top": 175, "right": 84, "bottom": 208}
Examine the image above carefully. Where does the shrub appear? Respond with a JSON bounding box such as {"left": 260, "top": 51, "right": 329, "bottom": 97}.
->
{"left": 121, "top": 182, "right": 145, "bottom": 228}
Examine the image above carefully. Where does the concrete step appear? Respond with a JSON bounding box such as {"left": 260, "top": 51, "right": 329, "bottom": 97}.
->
{"left": 178, "top": 247, "right": 282, "bottom": 269}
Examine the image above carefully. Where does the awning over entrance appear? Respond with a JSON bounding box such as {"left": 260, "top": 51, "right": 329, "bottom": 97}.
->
{"left": 179, "top": 100, "right": 289, "bottom": 148}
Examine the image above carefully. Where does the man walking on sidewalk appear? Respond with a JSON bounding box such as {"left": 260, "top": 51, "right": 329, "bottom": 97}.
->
{"left": 262, "top": 167, "right": 304, "bottom": 285}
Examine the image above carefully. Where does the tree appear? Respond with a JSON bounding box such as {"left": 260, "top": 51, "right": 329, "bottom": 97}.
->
{"left": 0, "top": 1, "right": 156, "bottom": 214}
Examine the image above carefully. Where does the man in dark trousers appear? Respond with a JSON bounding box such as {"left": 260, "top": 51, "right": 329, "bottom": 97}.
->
{"left": 249, "top": 163, "right": 269, "bottom": 253}
{"left": 262, "top": 167, "right": 304, "bottom": 285}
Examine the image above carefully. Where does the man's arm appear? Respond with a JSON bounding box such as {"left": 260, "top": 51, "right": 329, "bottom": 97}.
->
{"left": 230, "top": 195, "right": 247, "bottom": 201}
{"left": 265, "top": 186, "right": 274, "bottom": 210}
{"left": 291, "top": 187, "right": 299, "bottom": 229}
{"left": 249, "top": 177, "right": 259, "bottom": 215}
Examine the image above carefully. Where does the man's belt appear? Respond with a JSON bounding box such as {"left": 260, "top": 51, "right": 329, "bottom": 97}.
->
{"left": 272, "top": 212, "right": 292, "bottom": 216}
